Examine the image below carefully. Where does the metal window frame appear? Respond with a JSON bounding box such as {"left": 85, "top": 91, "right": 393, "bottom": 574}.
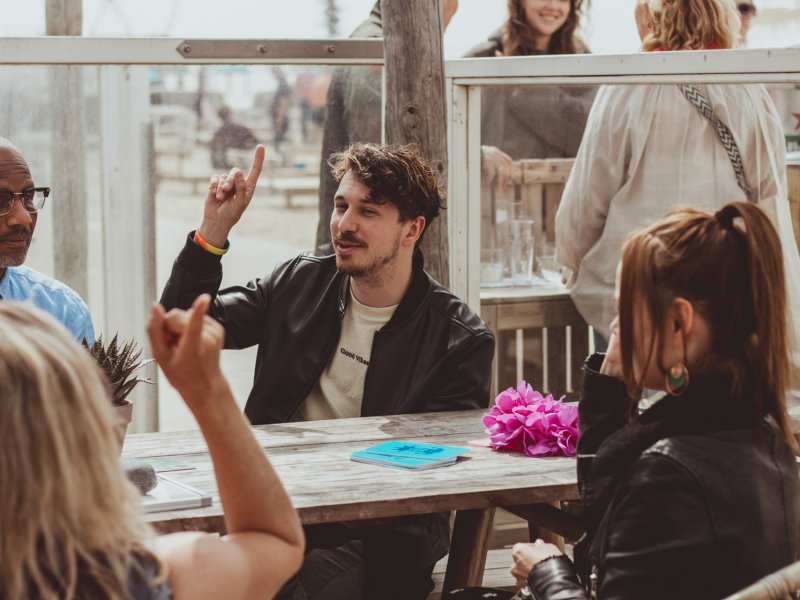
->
{"left": 0, "top": 37, "right": 384, "bottom": 64}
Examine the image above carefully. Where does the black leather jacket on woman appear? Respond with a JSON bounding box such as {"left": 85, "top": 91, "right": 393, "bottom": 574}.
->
{"left": 160, "top": 235, "right": 495, "bottom": 567}
{"left": 528, "top": 353, "right": 800, "bottom": 600}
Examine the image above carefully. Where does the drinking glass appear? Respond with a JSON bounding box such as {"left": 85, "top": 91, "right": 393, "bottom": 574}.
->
{"left": 508, "top": 219, "right": 535, "bottom": 286}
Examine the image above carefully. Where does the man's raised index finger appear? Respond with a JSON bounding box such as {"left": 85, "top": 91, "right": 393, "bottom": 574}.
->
{"left": 246, "top": 144, "right": 266, "bottom": 189}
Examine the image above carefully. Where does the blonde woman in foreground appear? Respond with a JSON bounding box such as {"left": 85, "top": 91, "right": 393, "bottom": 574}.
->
{"left": 0, "top": 295, "right": 303, "bottom": 599}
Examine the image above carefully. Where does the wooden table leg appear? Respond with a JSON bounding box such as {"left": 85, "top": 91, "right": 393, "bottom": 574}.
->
{"left": 442, "top": 507, "right": 496, "bottom": 593}
{"left": 528, "top": 502, "right": 565, "bottom": 552}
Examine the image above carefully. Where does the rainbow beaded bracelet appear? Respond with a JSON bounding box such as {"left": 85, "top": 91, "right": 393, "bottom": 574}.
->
{"left": 194, "top": 230, "right": 230, "bottom": 256}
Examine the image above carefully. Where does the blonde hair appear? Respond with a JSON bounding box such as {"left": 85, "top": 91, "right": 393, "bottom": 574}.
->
{"left": 0, "top": 303, "right": 162, "bottom": 599}
{"left": 642, "top": 0, "right": 742, "bottom": 51}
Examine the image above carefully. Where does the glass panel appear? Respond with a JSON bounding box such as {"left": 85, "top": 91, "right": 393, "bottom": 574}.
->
{"left": 150, "top": 63, "right": 383, "bottom": 429}
{"left": 477, "top": 80, "right": 800, "bottom": 396}
{"left": 478, "top": 83, "right": 597, "bottom": 291}
{"left": 0, "top": 62, "right": 382, "bottom": 432}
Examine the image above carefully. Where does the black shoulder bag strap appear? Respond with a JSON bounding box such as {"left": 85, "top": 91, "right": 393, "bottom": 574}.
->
{"left": 678, "top": 84, "right": 753, "bottom": 200}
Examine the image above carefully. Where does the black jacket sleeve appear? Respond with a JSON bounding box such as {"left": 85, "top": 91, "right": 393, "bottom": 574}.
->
{"left": 425, "top": 330, "right": 496, "bottom": 412}
{"left": 527, "top": 455, "right": 713, "bottom": 600}
{"left": 576, "top": 354, "right": 629, "bottom": 504}
{"left": 160, "top": 234, "right": 295, "bottom": 349}
{"left": 160, "top": 233, "right": 224, "bottom": 311}
{"left": 528, "top": 556, "right": 588, "bottom": 600}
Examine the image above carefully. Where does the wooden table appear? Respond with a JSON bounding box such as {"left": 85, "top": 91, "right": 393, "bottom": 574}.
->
{"left": 123, "top": 409, "right": 578, "bottom": 591}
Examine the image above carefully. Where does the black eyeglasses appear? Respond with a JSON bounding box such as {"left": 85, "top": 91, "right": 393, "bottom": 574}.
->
{"left": 0, "top": 187, "right": 50, "bottom": 217}
{"left": 737, "top": 3, "right": 756, "bottom": 17}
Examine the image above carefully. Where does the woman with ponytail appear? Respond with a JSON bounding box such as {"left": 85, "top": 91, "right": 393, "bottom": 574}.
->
{"left": 506, "top": 202, "right": 800, "bottom": 599}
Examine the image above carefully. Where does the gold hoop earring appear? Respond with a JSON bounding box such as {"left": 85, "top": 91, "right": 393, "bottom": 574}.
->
{"left": 665, "top": 362, "right": 689, "bottom": 396}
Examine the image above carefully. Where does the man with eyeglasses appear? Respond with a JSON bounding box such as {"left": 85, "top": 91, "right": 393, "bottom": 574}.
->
{"left": 738, "top": 1, "right": 756, "bottom": 44}
{"left": 0, "top": 138, "right": 94, "bottom": 343}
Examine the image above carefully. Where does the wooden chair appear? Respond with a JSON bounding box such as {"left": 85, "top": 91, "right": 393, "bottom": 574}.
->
{"left": 480, "top": 158, "right": 588, "bottom": 402}
{"left": 461, "top": 158, "right": 587, "bottom": 589}
{"left": 723, "top": 562, "right": 800, "bottom": 599}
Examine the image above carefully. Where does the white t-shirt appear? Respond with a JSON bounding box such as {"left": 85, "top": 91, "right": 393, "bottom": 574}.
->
{"left": 296, "top": 288, "right": 398, "bottom": 421}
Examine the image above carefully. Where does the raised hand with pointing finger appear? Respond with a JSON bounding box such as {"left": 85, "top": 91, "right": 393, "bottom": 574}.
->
{"left": 196, "top": 144, "right": 265, "bottom": 249}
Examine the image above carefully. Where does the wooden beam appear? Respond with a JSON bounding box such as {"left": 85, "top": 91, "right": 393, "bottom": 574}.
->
{"left": 46, "top": 0, "right": 89, "bottom": 301}
{"left": 46, "top": 0, "right": 82, "bottom": 35}
{"left": 381, "top": 0, "right": 449, "bottom": 287}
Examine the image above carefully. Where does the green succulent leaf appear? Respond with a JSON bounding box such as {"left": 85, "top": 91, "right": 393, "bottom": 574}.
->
{"left": 82, "top": 335, "right": 155, "bottom": 406}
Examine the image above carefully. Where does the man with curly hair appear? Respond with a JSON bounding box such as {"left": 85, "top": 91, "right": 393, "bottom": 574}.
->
{"left": 161, "top": 142, "right": 494, "bottom": 600}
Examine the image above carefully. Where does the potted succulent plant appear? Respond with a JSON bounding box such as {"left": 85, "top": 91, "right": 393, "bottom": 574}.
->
{"left": 83, "top": 335, "right": 154, "bottom": 450}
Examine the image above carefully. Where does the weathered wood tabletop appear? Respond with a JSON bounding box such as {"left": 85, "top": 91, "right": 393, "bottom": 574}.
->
{"left": 123, "top": 409, "right": 578, "bottom": 590}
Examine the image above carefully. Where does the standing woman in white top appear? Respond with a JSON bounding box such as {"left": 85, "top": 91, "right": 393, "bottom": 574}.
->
{"left": 555, "top": 0, "right": 799, "bottom": 349}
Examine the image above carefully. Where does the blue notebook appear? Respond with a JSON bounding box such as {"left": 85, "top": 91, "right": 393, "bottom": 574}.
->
{"left": 350, "top": 450, "right": 457, "bottom": 470}
{"left": 362, "top": 440, "right": 471, "bottom": 460}
{"left": 350, "top": 441, "right": 470, "bottom": 471}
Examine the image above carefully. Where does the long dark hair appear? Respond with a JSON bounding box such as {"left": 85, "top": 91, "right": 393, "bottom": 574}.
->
{"left": 618, "top": 202, "right": 795, "bottom": 448}
{"left": 502, "top": 0, "right": 583, "bottom": 55}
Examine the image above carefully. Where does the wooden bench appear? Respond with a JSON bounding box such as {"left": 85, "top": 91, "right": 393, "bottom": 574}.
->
{"left": 429, "top": 548, "right": 517, "bottom": 599}
{"left": 266, "top": 176, "right": 320, "bottom": 208}
{"left": 481, "top": 286, "right": 589, "bottom": 403}
{"left": 480, "top": 158, "right": 589, "bottom": 402}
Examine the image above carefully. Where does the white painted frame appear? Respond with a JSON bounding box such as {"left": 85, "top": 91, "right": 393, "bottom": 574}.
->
{"left": 0, "top": 37, "right": 384, "bottom": 432}
{"left": 445, "top": 47, "right": 800, "bottom": 316}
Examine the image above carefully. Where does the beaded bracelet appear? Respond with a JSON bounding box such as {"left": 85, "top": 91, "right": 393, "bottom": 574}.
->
{"left": 194, "top": 230, "right": 230, "bottom": 256}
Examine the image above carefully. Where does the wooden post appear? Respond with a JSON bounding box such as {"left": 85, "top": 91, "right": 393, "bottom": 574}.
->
{"left": 443, "top": 507, "right": 496, "bottom": 592}
{"left": 99, "top": 69, "right": 159, "bottom": 433}
{"left": 380, "top": 0, "right": 449, "bottom": 287}
{"left": 46, "top": 0, "right": 89, "bottom": 301}
{"left": 46, "top": 0, "right": 82, "bottom": 34}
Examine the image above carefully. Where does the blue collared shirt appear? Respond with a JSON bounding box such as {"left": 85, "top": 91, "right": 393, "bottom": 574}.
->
{"left": 0, "top": 265, "right": 95, "bottom": 343}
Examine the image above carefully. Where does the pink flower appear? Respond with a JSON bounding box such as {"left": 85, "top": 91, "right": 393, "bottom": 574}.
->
{"left": 483, "top": 380, "right": 578, "bottom": 457}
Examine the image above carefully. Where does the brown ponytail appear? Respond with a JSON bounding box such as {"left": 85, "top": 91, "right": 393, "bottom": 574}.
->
{"left": 618, "top": 201, "right": 795, "bottom": 449}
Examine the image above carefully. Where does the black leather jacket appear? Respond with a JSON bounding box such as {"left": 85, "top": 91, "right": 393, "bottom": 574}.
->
{"left": 528, "top": 353, "right": 800, "bottom": 600}
{"left": 161, "top": 235, "right": 495, "bottom": 567}
{"left": 161, "top": 235, "right": 495, "bottom": 424}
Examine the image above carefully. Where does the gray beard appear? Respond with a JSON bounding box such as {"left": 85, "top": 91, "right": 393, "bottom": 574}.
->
{"left": 0, "top": 252, "right": 27, "bottom": 269}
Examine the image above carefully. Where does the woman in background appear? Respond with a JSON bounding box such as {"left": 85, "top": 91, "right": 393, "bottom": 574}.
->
{"left": 467, "top": 0, "right": 587, "bottom": 59}
{"left": 0, "top": 295, "right": 304, "bottom": 599}
{"left": 555, "top": 0, "right": 799, "bottom": 352}
{"left": 465, "top": 0, "right": 595, "bottom": 185}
